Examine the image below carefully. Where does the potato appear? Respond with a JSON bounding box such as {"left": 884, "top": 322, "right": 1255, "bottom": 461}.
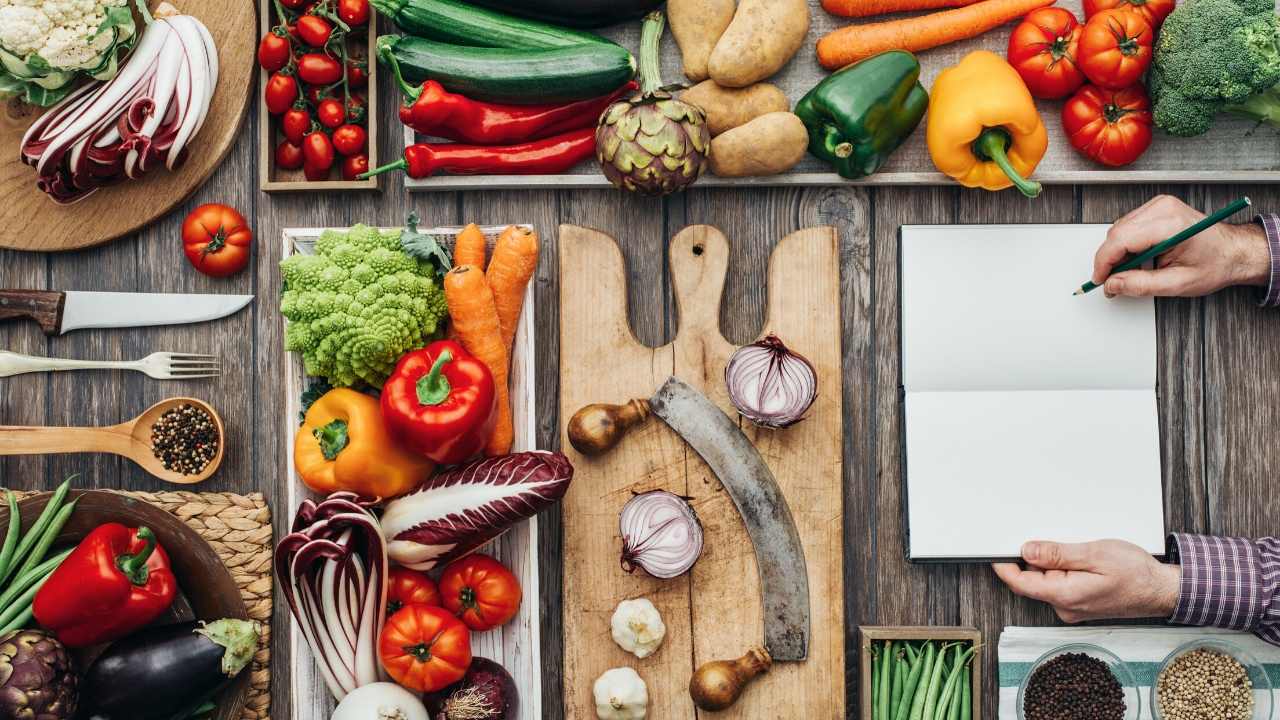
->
{"left": 668, "top": 0, "right": 736, "bottom": 82}
{"left": 681, "top": 80, "right": 790, "bottom": 136}
{"left": 707, "top": 0, "right": 809, "bottom": 88}
{"left": 708, "top": 112, "right": 808, "bottom": 177}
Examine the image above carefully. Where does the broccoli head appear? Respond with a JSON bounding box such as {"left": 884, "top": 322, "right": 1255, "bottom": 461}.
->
{"left": 281, "top": 224, "right": 447, "bottom": 388}
{"left": 1151, "top": 0, "right": 1280, "bottom": 135}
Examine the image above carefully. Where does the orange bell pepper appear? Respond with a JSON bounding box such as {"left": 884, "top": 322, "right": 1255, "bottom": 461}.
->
{"left": 295, "top": 388, "right": 433, "bottom": 498}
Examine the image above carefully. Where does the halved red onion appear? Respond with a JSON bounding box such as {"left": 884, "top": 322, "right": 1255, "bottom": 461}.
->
{"left": 724, "top": 334, "right": 818, "bottom": 429}
{"left": 619, "top": 490, "right": 703, "bottom": 579}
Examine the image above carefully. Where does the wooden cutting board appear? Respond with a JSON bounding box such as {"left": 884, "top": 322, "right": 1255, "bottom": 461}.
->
{"left": 559, "top": 224, "right": 845, "bottom": 719}
{"left": 0, "top": 0, "right": 256, "bottom": 252}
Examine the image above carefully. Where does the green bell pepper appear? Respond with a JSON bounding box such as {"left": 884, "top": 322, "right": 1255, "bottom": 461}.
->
{"left": 795, "top": 50, "right": 928, "bottom": 180}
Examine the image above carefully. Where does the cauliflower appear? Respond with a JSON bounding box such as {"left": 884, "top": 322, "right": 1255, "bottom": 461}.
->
{"left": 0, "top": 0, "right": 136, "bottom": 106}
{"left": 281, "top": 225, "right": 449, "bottom": 389}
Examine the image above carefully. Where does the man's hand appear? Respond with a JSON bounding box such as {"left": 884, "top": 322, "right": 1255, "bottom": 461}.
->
{"left": 1094, "top": 195, "right": 1271, "bottom": 298}
{"left": 992, "top": 539, "right": 1182, "bottom": 623}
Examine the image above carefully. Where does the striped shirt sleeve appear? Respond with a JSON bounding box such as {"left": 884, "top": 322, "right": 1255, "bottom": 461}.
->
{"left": 1256, "top": 214, "right": 1280, "bottom": 307}
{"left": 1168, "top": 533, "right": 1280, "bottom": 646}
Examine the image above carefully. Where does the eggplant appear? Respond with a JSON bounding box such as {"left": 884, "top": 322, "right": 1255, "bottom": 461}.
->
{"left": 466, "top": 0, "right": 663, "bottom": 28}
{"left": 82, "top": 619, "right": 260, "bottom": 720}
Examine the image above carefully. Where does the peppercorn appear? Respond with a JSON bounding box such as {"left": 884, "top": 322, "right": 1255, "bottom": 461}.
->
{"left": 150, "top": 403, "right": 218, "bottom": 475}
{"left": 1023, "top": 652, "right": 1126, "bottom": 720}
{"left": 1156, "top": 648, "right": 1254, "bottom": 720}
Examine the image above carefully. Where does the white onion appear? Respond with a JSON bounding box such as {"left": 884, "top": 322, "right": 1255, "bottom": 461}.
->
{"left": 619, "top": 490, "right": 703, "bottom": 579}
{"left": 724, "top": 334, "right": 818, "bottom": 429}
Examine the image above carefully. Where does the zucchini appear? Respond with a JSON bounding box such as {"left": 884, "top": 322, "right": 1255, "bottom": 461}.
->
{"left": 369, "top": 0, "right": 610, "bottom": 49}
{"left": 467, "top": 0, "right": 664, "bottom": 28}
{"left": 379, "top": 34, "right": 636, "bottom": 105}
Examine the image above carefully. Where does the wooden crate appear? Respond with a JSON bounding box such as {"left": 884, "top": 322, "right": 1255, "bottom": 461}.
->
{"left": 281, "top": 226, "right": 540, "bottom": 719}
{"left": 860, "top": 626, "right": 983, "bottom": 720}
{"left": 401, "top": 0, "right": 1280, "bottom": 190}
{"left": 258, "top": 8, "right": 378, "bottom": 191}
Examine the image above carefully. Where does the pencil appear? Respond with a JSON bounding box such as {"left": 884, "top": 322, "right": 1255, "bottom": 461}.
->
{"left": 1072, "top": 197, "right": 1253, "bottom": 296}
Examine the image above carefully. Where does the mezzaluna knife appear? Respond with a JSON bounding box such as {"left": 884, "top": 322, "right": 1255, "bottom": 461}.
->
{"left": 0, "top": 290, "right": 253, "bottom": 334}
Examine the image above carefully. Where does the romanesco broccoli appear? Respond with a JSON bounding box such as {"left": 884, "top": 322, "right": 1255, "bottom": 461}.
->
{"left": 281, "top": 224, "right": 448, "bottom": 388}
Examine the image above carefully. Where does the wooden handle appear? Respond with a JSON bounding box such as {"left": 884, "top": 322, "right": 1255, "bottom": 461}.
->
{"left": 0, "top": 291, "right": 64, "bottom": 335}
{"left": 566, "top": 399, "right": 650, "bottom": 456}
{"left": 0, "top": 425, "right": 134, "bottom": 457}
{"left": 689, "top": 646, "right": 772, "bottom": 711}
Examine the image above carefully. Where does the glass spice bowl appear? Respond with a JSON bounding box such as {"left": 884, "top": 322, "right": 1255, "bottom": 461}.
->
{"left": 1016, "top": 643, "right": 1141, "bottom": 720}
{"left": 1151, "top": 638, "right": 1274, "bottom": 720}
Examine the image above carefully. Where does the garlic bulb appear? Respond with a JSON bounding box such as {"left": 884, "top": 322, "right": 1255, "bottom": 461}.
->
{"left": 593, "top": 667, "right": 649, "bottom": 720}
{"left": 610, "top": 598, "right": 666, "bottom": 659}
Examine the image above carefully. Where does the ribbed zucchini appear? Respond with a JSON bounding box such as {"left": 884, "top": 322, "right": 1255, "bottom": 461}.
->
{"left": 468, "top": 0, "right": 664, "bottom": 28}
{"left": 379, "top": 34, "right": 636, "bottom": 105}
{"left": 369, "top": 0, "right": 610, "bottom": 49}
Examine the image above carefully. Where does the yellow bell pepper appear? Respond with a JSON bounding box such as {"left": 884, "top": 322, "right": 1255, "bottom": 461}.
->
{"left": 295, "top": 388, "right": 434, "bottom": 498}
{"left": 926, "top": 51, "right": 1049, "bottom": 198}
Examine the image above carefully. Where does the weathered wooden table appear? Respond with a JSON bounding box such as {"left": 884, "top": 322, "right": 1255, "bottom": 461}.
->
{"left": 1, "top": 51, "right": 1277, "bottom": 720}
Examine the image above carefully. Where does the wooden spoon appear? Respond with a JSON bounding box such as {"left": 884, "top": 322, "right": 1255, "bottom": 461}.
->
{"left": 0, "top": 397, "right": 224, "bottom": 484}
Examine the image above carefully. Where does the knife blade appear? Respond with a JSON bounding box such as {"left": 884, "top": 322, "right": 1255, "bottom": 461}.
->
{"left": 0, "top": 290, "right": 252, "bottom": 334}
{"left": 648, "top": 376, "right": 811, "bottom": 661}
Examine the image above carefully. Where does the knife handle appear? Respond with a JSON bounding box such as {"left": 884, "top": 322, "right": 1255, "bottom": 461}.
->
{"left": 0, "top": 291, "right": 64, "bottom": 335}
{"left": 566, "top": 399, "right": 651, "bottom": 456}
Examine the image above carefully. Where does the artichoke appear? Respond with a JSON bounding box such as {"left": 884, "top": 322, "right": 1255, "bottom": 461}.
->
{"left": 0, "top": 630, "right": 78, "bottom": 720}
{"left": 596, "top": 11, "right": 708, "bottom": 196}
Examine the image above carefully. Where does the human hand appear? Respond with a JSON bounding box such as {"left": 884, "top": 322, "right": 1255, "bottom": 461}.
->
{"left": 1093, "top": 195, "right": 1271, "bottom": 298}
{"left": 992, "top": 539, "right": 1182, "bottom": 623}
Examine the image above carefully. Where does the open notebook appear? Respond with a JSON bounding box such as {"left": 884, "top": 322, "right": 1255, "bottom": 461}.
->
{"left": 900, "top": 224, "right": 1165, "bottom": 562}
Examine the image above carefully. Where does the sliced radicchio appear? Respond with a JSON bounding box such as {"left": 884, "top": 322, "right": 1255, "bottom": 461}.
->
{"left": 380, "top": 451, "right": 573, "bottom": 571}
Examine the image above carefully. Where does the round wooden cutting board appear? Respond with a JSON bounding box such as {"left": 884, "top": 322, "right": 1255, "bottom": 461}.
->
{"left": 0, "top": 0, "right": 256, "bottom": 252}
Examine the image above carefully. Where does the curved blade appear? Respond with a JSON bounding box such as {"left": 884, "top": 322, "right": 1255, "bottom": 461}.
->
{"left": 649, "top": 376, "right": 810, "bottom": 661}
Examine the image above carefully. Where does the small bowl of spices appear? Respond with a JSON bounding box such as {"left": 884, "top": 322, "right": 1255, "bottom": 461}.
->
{"left": 1153, "top": 639, "right": 1273, "bottom": 720}
{"left": 1017, "top": 643, "right": 1140, "bottom": 720}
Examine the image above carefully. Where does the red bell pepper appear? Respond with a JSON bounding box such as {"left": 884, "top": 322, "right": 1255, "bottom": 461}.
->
{"left": 396, "top": 77, "right": 637, "bottom": 145}
{"left": 359, "top": 127, "right": 597, "bottom": 180}
{"left": 381, "top": 340, "right": 497, "bottom": 465}
{"left": 33, "top": 523, "right": 176, "bottom": 647}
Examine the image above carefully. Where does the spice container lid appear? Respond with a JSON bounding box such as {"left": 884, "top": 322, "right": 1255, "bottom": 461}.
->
{"left": 1016, "top": 642, "right": 1141, "bottom": 720}
{"left": 1151, "top": 638, "right": 1273, "bottom": 720}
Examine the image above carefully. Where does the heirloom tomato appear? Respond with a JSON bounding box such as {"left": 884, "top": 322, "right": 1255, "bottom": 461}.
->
{"left": 438, "top": 554, "right": 522, "bottom": 632}
{"left": 1078, "top": 9, "right": 1152, "bottom": 90}
{"left": 1007, "top": 8, "right": 1085, "bottom": 99}
{"left": 1062, "top": 83, "right": 1153, "bottom": 166}
{"left": 182, "top": 204, "right": 252, "bottom": 278}
{"left": 379, "top": 605, "right": 471, "bottom": 692}
{"left": 386, "top": 567, "right": 441, "bottom": 616}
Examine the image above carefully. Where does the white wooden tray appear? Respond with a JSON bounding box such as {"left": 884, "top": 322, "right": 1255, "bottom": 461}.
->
{"left": 402, "top": 0, "right": 1280, "bottom": 190}
{"left": 282, "top": 226, "right": 540, "bottom": 719}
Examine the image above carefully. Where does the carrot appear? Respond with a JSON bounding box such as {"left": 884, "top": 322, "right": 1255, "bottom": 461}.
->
{"left": 453, "top": 223, "right": 487, "bottom": 270}
{"left": 816, "top": 0, "right": 1055, "bottom": 68}
{"left": 486, "top": 225, "right": 539, "bottom": 354}
{"left": 822, "top": 0, "right": 982, "bottom": 17}
{"left": 444, "top": 265, "right": 512, "bottom": 456}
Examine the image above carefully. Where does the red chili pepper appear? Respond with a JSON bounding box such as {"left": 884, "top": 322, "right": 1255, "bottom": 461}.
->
{"left": 380, "top": 340, "right": 497, "bottom": 465}
{"left": 395, "top": 71, "right": 636, "bottom": 145}
{"left": 361, "top": 127, "right": 596, "bottom": 180}
{"left": 33, "top": 524, "right": 176, "bottom": 647}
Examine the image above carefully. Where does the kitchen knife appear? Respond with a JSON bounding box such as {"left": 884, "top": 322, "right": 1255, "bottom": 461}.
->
{"left": 0, "top": 290, "right": 253, "bottom": 334}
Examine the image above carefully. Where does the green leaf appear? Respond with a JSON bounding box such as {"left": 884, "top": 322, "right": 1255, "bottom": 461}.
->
{"left": 0, "top": 72, "right": 24, "bottom": 97}
{"left": 24, "top": 82, "right": 74, "bottom": 107}
{"left": 24, "top": 55, "right": 50, "bottom": 73}
{"left": 399, "top": 211, "right": 453, "bottom": 277}
{"left": 299, "top": 378, "right": 333, "bottom": 424}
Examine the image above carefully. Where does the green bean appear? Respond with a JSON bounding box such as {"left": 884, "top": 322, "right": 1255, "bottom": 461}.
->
{"left": 905, "top": 643, "right": 920, "bottom": 667}
{"left": 0, "top": 605, "right": 32, "bottom": 635}
{"left": 948, "top": 668, "right": 964, "bottom": 720}
{"left": 0, "top": 492, "right": 21, "bottom": 583}
{"left": 908, "top": 641, "right": 937, "bottom": 720}
{"left": 10, "top": 500, "right": 75, "bottom": 585}
{"left": 895, "top": 646, "right": 928, "bottom": 720}
{"left": 935, "top": 647, "right": 975, "bottom": 720}
{"left": 871, "top": 644, "right": 881, "bottom": 718}
{"left": 891, "top": 652, "right": 905, "bottom": 716}
{"left": 0, "top": 478, "right": 70, "bottom": 586}
{"left": 960, "top": 666, "right": 971, "bottom": 720}
{"left": 0, "top": 572, "right": 48, "bottom": 629}
{"left": 0, "top": 548, "right": 72, "bottom": 612}
{"left": 880, "top": 641, "right": 894, "bottom": 720}
{"left": 920, "top": 643, "right": 952, "bottom": 720}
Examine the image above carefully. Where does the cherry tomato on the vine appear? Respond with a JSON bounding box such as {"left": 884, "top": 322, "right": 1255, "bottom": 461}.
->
{"left": 338, "top": 0, "right": 370, "bottom": 26}
{"left": 264, "top": 72, "right": 299, "bottom": 115}
{"left": 316, "top": 98, "right": 345, "bottom": 128}
{"left": 281, "top": 0, "right": 306, "bottom": 8}
{"left": 331, "top": 124, "right": 366, "bottom": 156}
{"left": 296, "top": 14, "right": 333, "bottom": 47}
{"left": 297, "top": 53, "right": 343, "bottom": 84}
{"left": 342, "top": 153, "right": 369, "bottom": 181}
{"left": 1062, "top": 83, "right": 1153, "bottom": 167}
{"left": 1007, "top": 8, "right": 1085, "bottom": 99}
{"left": 276, "top": 139, "right": 305, "bottom": 170}
{"left": 282, "top": 106, "right": 311, "bottom": 144}
{"left": 304, "top": 163, "right": 331, "bottom": 181}
{"left": 346, "top": 60, "right": 368, "bottom": 89}
{"left": 303, "top": 130, "right": 335, "bottom": 171}
{"left": 182, "top": 204, "right": 253, "bottom": 278}
{"left": 257, "top": 30, "right": 292, "bottom": 72}
{"left": 1078, "top": 9, "right": 1152, "bottom": 90}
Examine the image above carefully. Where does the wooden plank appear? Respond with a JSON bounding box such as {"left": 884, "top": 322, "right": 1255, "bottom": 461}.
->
{"left": 0, "top": 249, "right": 49, "bottom": 489}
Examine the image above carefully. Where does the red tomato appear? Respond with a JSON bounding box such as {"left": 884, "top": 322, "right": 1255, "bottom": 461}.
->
{"left": 303, "top": 131, "right": 335, "bottom": 170}
{"left": 379, "top": 605, "right": 471, "bottom": 693}
{"left": 297, "top": 53, "right": 343, "bottom": 84}
{"left": 304, "top": 84, "right": 329, "bottom": 105}
{"left": 281, "top": 0, "right": 306, "bottom": 7}
{"left": 316, "top": 98, "right": 345, "bottom": 128}
{"left": 257, "top": 31, "right": 292, "bottom": 72}
{"left": 1083, "top": 0, "right": 1173, "bottom": 28}
{"left": 346, "top": 94, "right": 367, "bottom": 124}
{"left": 275, "top": 139, "right": 305, "bottom": 169}
{"left": 342, "top": 153, "right": 369, "bottom": 181}
{"left": 304, "top": 163, "right": 331, "bottom": 181}
{"left": 386, "top": 567, "right": 441, "bottom": 616}
{"left": 182, "top": 204, "right": 252, "bottom": 278}
{"left": 282, "top": 106, "right": 311, "bottom": 144}
{"left": 1062, "top": 83, "right": 1153, "bottom": 167}
{"left": 338, "top": 0, "right": 371, "bottom": 26}
{"left": 346, "top": 60, "right": 368, "bottom": 89}
{"left": 438, "top": 554, "right": 522, "bottom": 632}
{"left": 331, "top": 124, "right": 366, "bottom": 156}
{"left": 1078, "top": 9, "right": 1152, "bottom": 90}
{"left": 264, "top": 73, "right": 298, "bottom": 115}
{"left": 1007, "top": 8, "right": 1085, "bottom": 99}
{"left": 296, "top": 15, "right": 333, "bottom": 47}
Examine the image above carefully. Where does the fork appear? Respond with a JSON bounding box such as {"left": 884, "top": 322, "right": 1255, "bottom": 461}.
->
{"left": 0, "top": 350, "right": 220, "bottom": 380}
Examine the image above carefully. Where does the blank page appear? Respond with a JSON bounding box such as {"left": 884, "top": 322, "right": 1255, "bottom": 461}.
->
{"left": 900, "top": 225, "right": 1164, "bottom": 561}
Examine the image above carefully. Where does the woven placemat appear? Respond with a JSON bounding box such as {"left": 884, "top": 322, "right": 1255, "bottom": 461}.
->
{"left": 13, "top": 489, "right": 273, "bottom": 720}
